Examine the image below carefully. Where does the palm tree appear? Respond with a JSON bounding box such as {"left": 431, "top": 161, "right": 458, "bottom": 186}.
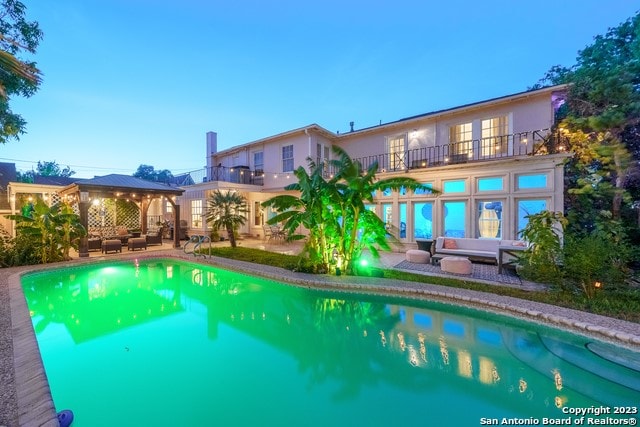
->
{"left": 204, "top": 190, "right": 248, "bottom": 248}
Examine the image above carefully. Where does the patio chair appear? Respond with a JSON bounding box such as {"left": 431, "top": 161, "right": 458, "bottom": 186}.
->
{"left": 262, "top": 224, "right": 273, "bottom": 240}
{"left": 145, "top": 229, "right": 163, "bottom": 246}
{"left": 270, "top": 225, "right": 287, "bottom": 240}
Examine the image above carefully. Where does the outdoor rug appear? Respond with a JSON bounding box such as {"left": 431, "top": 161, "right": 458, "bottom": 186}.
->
{"left": 394, "top": 260, "right": 527, "bottom": 288}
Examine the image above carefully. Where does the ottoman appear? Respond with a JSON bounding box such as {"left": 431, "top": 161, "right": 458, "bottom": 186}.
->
{"left": 440, "top": 256, "right": 472, "bottom": 275}
{"left": 127, "top": 237, "right": 147, "bottom": 251}
{"left": 405, "top": 249, "right": 431, "bottom": 264}
{"left": 101, "top": 239, "right": 122, "bottom": 254}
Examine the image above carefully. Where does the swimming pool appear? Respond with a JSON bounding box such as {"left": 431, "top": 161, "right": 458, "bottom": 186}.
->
{"left": 22, "top": 258, "right": 640, "bottom": 426}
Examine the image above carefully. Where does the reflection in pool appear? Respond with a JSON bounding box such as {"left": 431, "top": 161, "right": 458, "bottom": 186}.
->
{"left": 22, "top": 259, "right": 640, "bottom": 426}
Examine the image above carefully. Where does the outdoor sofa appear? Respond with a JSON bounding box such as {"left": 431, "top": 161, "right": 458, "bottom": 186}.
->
{"left": 432, "top": 237, "right": 527, "bottom": 265}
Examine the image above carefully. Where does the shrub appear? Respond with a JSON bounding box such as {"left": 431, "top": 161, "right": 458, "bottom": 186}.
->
{"left": 517, "top": 211, "right": 567, "bottom": 286}
{"left": 562, "top": 233, "right": 630, "bottom": 299}
{"left": 204, "top": 247, "right": 321, "bottom": 273}
{"left": 0, "top": 226, "right": 41, "bottom": 267}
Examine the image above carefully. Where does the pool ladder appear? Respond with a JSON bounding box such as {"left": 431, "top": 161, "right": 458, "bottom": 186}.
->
{"left": 183, "top": 235, "right": 212, "bottom": 258}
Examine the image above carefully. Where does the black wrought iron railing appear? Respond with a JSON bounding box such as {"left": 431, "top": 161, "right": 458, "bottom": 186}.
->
{"left": 179, "top": 129, "right": 567, "bottom": 186}
{"left": 182, "top": 165, "right": 265, "bottom": 186}
{"left": 345, "top": 128, "right": 567, "bottom": 175}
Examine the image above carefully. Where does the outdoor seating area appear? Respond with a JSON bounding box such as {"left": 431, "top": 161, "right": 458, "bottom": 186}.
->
{"left": 85, "top": 225, "right": 169, "bottom": 252}
{"left": 88, "top": 226, "right": 133, "bottom": 245}
{"left": 401, "top": 236, "right": 533, "bottom": 285}
{"left": 430, "top": 237, "right": 528, "bottom": 273}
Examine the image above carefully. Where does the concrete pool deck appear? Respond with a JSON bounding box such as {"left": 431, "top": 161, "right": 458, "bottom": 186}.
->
{"left": 1, "top": 242, "right": 639, "bottom": 426}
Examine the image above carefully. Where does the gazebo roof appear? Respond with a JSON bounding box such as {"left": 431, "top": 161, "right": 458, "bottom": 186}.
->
{"left": 59, "top": 174, "right": 184, "bottom": 199}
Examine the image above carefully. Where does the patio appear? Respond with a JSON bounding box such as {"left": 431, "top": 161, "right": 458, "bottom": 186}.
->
{"left": 78, "top": 235, "right": 545, "bottom": 292}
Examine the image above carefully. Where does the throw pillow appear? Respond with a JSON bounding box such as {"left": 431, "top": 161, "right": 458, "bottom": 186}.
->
{"left": 443, "top": 239, "right": 458, "bottom": 249}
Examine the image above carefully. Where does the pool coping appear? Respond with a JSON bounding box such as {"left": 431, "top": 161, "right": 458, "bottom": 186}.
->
{"left": 4, "top": 250, "right": 640, "bottom": 426}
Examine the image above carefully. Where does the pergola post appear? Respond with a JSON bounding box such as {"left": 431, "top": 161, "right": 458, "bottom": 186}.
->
{"left": 78, "top": 191, "right": 90, "bottom": 258}
{"left": 141, "top": 199, "right": 150, "bottom": 234}
{"left": 173, "top": 204, "right": 181, "bottom": 248}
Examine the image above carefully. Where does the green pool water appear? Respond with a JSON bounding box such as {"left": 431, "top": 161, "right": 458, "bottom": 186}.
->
{"left": 22, "top": 258, "right": 640, "bottom": 426}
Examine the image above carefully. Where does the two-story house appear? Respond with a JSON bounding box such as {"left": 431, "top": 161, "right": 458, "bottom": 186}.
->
{"left": 177, "top": 84, "right": 570, "bottom": 248}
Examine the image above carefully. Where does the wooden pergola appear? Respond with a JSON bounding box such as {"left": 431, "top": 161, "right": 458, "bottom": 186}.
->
{"left": 58, "top": 174, "right": 185, "bottom": 257}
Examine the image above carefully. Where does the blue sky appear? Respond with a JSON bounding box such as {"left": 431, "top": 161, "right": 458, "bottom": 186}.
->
{"left": 2, "top": 0, "right": 638, "bottom": 178}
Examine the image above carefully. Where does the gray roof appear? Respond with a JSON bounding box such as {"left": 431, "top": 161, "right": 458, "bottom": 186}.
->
{"left": 33, "top": 175, "right": 77, "bottom": 186}
{"left": 60, "top": 174, "right": 184, "bottom": 196}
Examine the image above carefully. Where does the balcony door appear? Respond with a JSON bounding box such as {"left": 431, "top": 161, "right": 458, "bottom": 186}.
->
{"left": 386, "top": 134, "right": 406, "bottom": 171}
{"left": 449, "top": 122, "right": 472, "bottom": 163}
{"left": 481, "top": 116, "right": 509, "bottom": 158}
{"left": 316, "top": 143, "right": 330, "bottom": 176}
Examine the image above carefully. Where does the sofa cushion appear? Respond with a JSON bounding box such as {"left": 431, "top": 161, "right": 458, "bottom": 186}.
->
{"left": 443, "top": 239, "right": 458, "bottom": 249}
{"left": 437, "top": 248, "right": 497, "bottom": 258}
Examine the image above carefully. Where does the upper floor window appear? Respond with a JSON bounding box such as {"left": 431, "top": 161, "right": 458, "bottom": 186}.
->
{"left": 481, "top": 116, "right": 509, "bottom": 156}
{"left": 253, "top": 151, "right": 264, "bottom": 173}
{"left": 449, "top": 123, "right": 472, "bottom": 158}
{"left": 282, "top": 145, "right": 294, "bottom": 172}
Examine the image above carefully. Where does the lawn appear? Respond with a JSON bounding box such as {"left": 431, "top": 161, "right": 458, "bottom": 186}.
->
{"left": 204, "top": 247, "right": 640, "bottom": 323}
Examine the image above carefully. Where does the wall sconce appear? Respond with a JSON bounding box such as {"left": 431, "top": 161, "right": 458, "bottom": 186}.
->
{"left": 80, "top": 192, "right": 89, "bottom": 203}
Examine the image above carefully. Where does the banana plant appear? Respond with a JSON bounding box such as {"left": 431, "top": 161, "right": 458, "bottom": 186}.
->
{"left": 7, "top": 199, "right": 85, "bottom": 263}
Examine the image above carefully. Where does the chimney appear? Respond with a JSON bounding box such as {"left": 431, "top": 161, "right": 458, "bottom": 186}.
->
{"left": 206, "top": 131, "right": 218, "bottom": 181}
{"left": 349, "top": 121, "right": 354, "bottom": 132}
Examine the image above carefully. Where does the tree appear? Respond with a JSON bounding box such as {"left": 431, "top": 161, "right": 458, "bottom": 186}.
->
{"left": 133, "top": 164, "right": 174, "bottom": 183}
{"left": 0, "top": 0, "right": 43, "bottom": 144}
{"left": 263, "top": 146, "right": 432, "bottom": 275}
{"left": 533, "top": 12, "right": 640, "bottom": 234}
{"left": 329, "top": 146, "right": 431, "bottom": 274}
{"left": 17, "top": 160, "right": 75, "bottom": 182}
{"left": 261, "top": 157, "right": 338, "bottom": 271}
{"left": 204, "top": 190, "right": 248, "bottom": 248}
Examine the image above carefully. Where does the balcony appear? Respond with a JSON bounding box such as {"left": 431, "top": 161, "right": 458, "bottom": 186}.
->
{"left": 180, "top": 129, "right": 567, "bottom": 187}
{"left": 181, "top": 165, "right": 265, "bottom": 186}
{"left": 343, "top": 128, "right": 567, "bottom": 175}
